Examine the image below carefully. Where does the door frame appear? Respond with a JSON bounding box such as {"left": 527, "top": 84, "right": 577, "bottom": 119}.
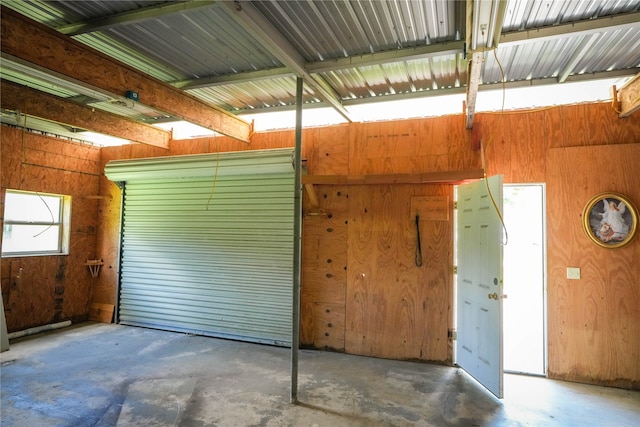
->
{"left": 503, "top": 183, "right": 548, "bottom": 376}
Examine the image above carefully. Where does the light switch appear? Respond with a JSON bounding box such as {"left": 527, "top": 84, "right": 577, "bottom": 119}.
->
{"left": 567, "top": 267, "right": 581, "bottom": 280}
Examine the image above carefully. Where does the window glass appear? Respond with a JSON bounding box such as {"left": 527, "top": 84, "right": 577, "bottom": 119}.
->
{"left": 4, "top": 192, "right": 61, "bottom": 222}
{"left": 1, "top": 190, "right": 70, "bottom": 256}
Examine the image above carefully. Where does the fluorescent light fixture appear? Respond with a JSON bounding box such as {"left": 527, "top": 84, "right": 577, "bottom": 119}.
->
{"left": 2, "top": 56, "right": 113, "bottom": 102}
{"left": 467, "top": 0, "right": 507, "bottom": 51}
{"left": 0, "top": 109, "right": 130, "bottom": 147}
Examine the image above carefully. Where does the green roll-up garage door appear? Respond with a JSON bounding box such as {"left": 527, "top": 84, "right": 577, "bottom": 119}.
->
{"left": 105, "top": 149, "right": 294, "bottom": 346}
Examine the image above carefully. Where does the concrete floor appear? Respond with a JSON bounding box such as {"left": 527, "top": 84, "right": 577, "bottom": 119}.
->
{"left": 1, "top": 323, "right": 638, "bottom": 427}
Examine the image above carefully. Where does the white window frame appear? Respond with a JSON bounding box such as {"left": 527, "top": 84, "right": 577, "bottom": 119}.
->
{"left": 1, "top": 189, "right": 71, "bottom": 257}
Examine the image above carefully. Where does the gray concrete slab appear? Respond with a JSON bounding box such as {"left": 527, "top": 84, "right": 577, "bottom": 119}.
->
{"left": 1, "top": 322, "right": 638, "bottom": 426}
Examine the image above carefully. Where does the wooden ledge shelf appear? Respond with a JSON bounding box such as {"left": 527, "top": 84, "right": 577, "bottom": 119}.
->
{"left": 302, "top": 169, "right": 484, "bottom": 186}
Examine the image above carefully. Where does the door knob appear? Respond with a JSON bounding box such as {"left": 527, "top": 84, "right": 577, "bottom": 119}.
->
{"left": 488, "top": 292, "right": 498, "bottom": 300}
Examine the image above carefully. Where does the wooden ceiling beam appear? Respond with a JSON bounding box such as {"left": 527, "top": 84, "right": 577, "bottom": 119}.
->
{"left": 617, "top": 73, "right": 640, "bottom": 118}
{"left": 465, "top": 52, "right": 484, "bottom": 129}
{"left": 1, "top": 80, "right": 171, "bottom": 148}
{"left": 464, "top": 0, "right": 506, "bottom": 129}
{"left": 0, "top": 6, "right": 251, "bottom": 142}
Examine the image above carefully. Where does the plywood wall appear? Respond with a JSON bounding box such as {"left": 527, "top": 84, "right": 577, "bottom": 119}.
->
{"left": 546, "top": 144, "right": 639, "bottom": 389}
{"left": 1, "top": 127, "right": 101, "bottom": 332}
{"left": 95, "top": 104, "right": 640, "bottom": 387}
{"left": 298, "top": 118, "right": 462, "bottom": 363}
{"left": 300, "top": 186, "right": 349, "bottom": 351}
{"left": 475, "top": 103, "right": 640, "bottom": 389}
{"left": 345, "top": 184, "right": 451, "bottom": 362}
{"left": 4, "top": 101, "right": 631, "bottom": 389}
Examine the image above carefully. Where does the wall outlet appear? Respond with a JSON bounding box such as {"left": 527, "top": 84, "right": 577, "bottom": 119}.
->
{"left": 567, "top": 267, "right": 581, "bottom": 280}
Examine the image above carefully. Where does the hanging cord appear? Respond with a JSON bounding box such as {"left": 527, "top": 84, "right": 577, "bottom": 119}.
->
{"left": 21, "top": 111, "right": 27, "bottom": 164}
{"left": 480, "top": 48, "right": 509, "bottom": 246}
{"left": 205, "top": 142, "right": 220, "bottom": 210}
{"left": 415, "top": 214, "right": 423, "bottom": 267}
{"left": 32, "top": 192, "right": 56, "bottom": 238}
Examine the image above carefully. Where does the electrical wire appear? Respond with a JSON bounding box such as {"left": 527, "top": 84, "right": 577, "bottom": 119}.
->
{"left": 480, "top": 47, "right": 509, "bottom": 246}
{"left": 205, "top": 141, "right": 220, "bottom": 210}
{"left": 21, "top": 111, "right": 27, "bottom": 164}
{"left": 32, "top": 192, "right": 56, "bottom": 238}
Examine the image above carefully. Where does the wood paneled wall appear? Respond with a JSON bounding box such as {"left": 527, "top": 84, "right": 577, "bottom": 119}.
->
{"left": 1, "top": 127, "right": 101, "bottom": 331}
{"left": 4, "top": 101, "right": 637, "bottom": 389}
{"left": 546, "top": 144, "right": 639, "bottom": 389}
{"left": 343, "top": 184, "right": 451, "bottom": 362}
{"left": 476, "top": 104, "right": 639, "bottom": 389}
{"left": 95, "top": 103, "right": 639, "bottom": 388}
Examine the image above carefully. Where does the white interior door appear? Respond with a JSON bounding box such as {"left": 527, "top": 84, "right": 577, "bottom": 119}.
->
{"left": 456, "top": 175, "right": 504, "bottom": 398}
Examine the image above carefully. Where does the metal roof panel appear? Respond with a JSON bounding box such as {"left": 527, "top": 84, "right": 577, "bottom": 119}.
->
{"left": 1, "top": 0, "right": 638, "bottom": 131}
{"left": 502, "top": 0, "right": 640, "bottom": 31}
{"left": 487, "top": 26, "right": 640, "bottom": 83}
{"left": 254, "top": 0, "right": 462, "bottom": 62}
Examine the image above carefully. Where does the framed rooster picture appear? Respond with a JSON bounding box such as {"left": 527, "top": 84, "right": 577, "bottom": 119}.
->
{"left": 582, "top": 192, "right": 638, "bottom": 249}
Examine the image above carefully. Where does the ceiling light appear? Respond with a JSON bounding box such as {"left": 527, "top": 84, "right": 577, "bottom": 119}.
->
{"left": 467, "top": 0, "right": 507, "bottom": 52}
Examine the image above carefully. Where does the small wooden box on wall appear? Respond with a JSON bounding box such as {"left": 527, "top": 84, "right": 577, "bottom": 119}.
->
{"left": 410, "top": 196, "right": 449, "bottom": 221}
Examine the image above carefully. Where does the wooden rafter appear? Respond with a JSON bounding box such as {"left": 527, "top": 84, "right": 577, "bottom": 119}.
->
{"left": 465, "top": 52, "right": 484, "bottom": 130}
{"left": 1, "top": 80, "right": 171, "bottom": 148}
{"left": 617, "top": 73, "right": 640, "bottom": 118}
{"left": 0, "top": 6, "right": 251, "bottom": 142}
{"left": 464, "top": 0, "right": 507, "bottom": 130}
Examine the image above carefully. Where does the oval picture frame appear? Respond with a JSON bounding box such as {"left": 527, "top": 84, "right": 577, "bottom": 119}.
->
{"left": 582, "top": 192, "right": 638, "bottom": 249}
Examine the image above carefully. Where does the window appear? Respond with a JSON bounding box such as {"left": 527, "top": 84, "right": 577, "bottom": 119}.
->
{"left": 2, "top": 190, "right": 71, "bottom": 257}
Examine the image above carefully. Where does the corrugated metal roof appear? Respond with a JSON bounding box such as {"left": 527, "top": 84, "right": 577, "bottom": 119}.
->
{"left": 83, "top": 4, "right": 282, "bottom": 79}
{"left": 1, "top": 0, "right": 639, "bottom": 139}
{"left": 74, "top": 32, "right": 184, "bottom": 82}
{"left": 502, "top": 0, "right": 639, "bottom": 31}
{"left": 187, "top": 75, "right": 309, "bottom": 112}
{"left": 254, "top": 0, "right": 461, "bottom": 60}
{"left": 317, "top": 51, "right": 464, "bottom": 100}
{"left": 485, "top": 26, "right": 640, "bottom": 83}
{"left": 4, "top": 0, "right": 165, "bottom": 28}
